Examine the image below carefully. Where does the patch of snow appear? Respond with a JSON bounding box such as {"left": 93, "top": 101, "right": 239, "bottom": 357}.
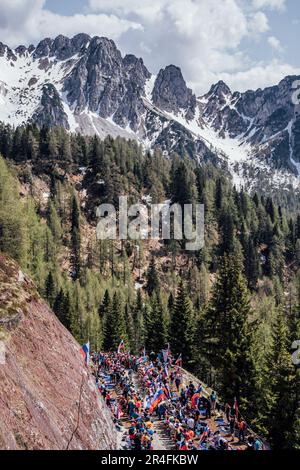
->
{"left": 0, "top": 49, "right": 81, "bottom": 128}
{"left": 106, "top": 115, "right": 136, "bottom": 137}
{"left": 287, "top": 119, "right": 300, "bottom": 177}
{"left": 143, "top": 74, "right": 156, "bottom": 103}
{"left": 163, "top": 105, "right": 252, "bottom": 168}
{"left": 60, "top": 91, "right": 78, "bottom": 133}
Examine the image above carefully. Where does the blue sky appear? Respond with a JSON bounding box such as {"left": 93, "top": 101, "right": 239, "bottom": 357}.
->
{"left": 1, "top": 0, "right": 300, "bottom": 93}
{"left": 45, "top": 0, "right": 89, "bottom": 15}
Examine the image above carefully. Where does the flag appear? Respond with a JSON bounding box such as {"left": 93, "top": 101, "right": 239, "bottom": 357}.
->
{"left": 175, "top": 353, "right": 182, "bottom": 366}
{"left": 144, "top": 366, "right": 155, "bottom": 377}
{"left": 145, "top": 362, "right": 154, "bottom": 373}
{"left": 149, "top": 388, "right": 164, "bottom": 414}
{"left": 136, "top": 347, "right": 147, "bottom": 364}
{"left": 80, "top": 341, "right": 89, "bottom": 366}
{"left": 199, "top": 429, "right": 208, "bottom": 444}
{"left": 162, "top": 349, "right": 168, "bottom": 364}
{"left": 137, "top": 356, "right": 146, "bottom": 365}
{"left": 164, "top": 363, "right": 169, "bottom": 378}
{"left": 117, "top": 339, "right": 125, "bottom": 354}
{"left": 163, "top": 384, "right": 171, "bottom": 399}
{"left": 234, "top": 397, "right": 239, "bottom": 418}
{"left": 117, "top": 404, "right": 124, "bottom": 419}
{"left": 191, "top": 392, "right": 200, "bottom": 409}
{"left": 143, "top": 395, "right": 152, "bottom": 410}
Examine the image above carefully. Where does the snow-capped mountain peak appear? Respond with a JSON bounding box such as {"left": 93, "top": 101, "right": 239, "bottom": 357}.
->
{"left": 0, "top": 34, "right": 300, "bottom": 193}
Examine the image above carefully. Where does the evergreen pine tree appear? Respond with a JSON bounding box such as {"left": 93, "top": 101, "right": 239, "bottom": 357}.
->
{"left": 201, "top": 254, "right": 257, "bottom": 407}
{"left": 264, "top": 310, "right": 296, "bottom": 449}
{"left": 169, "top": 281, "right": 195, "bottom": 365}
{"left": 146, "top": 257, "right": 160, "bottom": 296}
{"left": 103, "top": 292, "right": 127, "bottom": 351}
{"left": 70, "top": 194, "right": 81, "bottom": 280}
{"left": 145, "top": 292, "right": 167, "bottom": 353}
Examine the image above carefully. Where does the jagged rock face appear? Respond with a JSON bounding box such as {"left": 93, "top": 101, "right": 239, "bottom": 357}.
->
{"left": 293, "top": 116, "right": 300, "bottom": 158}
{"left": 152, "top": 65, "right": 196, "bottom": 119}
{"left": 202, "top": 81, "right": 248, "bottom": 138}
{"left": 63, "top": 37, "right": 151, "bottom": 131}
{"left": 0, "top": 254, "right": 117, "bottom": 450}
{"left": 203, "top": 78, "right": 295, "bottom": 143}
{"left": 123, "top": 54, "right": 151, "bottom": 87}
{"left": 0, "top": 33, "right": 300, "bottom": 191}
{"left": 201, "top": 75, "right": 300, "bottom": 175}
{"left": 33, "top": 34, "right": 91, "bottom": 60}
{"left": 33, "top": 38, "right": 53, "bottom": 58}
{"left": 0, "top": 42, "right": 16, "bottom": 61}
{"left": 32, "top": 84, "right": 70, "bottom": 129}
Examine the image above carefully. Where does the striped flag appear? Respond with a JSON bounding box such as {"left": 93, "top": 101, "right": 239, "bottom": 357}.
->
{"left": 149, "top": 388, "right": 164, "bottom": 414}
{"left": 144, "top": 365, "right": 155, "bottom": 377}
{"left": 163, "top": 384, "right": 171, "bottom": 399}
{"left": 143, "top": 395, "right": 152, "bottom": 410}
{"left": 117, "top": 339, "right": 125, "bottom": 354}
{"left": 79, "top": 341, "right": 89, "bottom": 366}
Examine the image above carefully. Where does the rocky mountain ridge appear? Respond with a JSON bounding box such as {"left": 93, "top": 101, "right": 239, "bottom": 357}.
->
{"left": 0, "top": 34, "right": 300, "bottom": 192}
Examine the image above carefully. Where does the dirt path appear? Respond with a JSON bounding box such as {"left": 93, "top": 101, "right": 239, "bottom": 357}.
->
{"left": 132, "top": 373, "right": 173, "bottom": 450}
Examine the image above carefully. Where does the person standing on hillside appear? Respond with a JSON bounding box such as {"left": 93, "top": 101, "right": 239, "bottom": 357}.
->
{"left": 203, "top": 397, "right": 211, "bottom": 419}
{"left": 210, "top": 391, "right": 217, "bottom": 415}
{"left": 238, "top": 418, "right": 246, "bottom": 442}
{"left": 253, "top": 437, "right": 262, "bottom": 450}
{"left": 175, "top": 375, "right": 181, "bottom": 391}
{"left": 225, "top": 403, "right": 231, "bottom": 423}
{"left": 229, "top": 413, "right": 236, "bottom": 441}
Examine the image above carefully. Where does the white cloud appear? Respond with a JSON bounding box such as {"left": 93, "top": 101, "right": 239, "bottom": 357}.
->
{"left": 218, "top": 60, "right": 300, "bottom": 92}
{"left": 268, "top": 35, "right": 284, "bottom": 52}
{"left": 252, "top": 0, "right": 286, "bottom": 11}
{"left": 0, "top": 0, "right": 141, "bottom": 47}
{"left": 0, "top": 0, "right": 297, "bottom": 95}
{"left": 89, "top": 0, "right": 298, "bottom": 93}
{"left": 89, "top": 0, "right": 166, "bottom": 22}
{"left": 248, "top": 11, "right": 270, "bottom": 35}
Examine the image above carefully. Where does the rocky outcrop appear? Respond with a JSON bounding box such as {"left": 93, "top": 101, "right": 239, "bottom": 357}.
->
{"left": 152, "top": 65, "right": 196, "bottom": 119}
{"left": 63, "top": 36, "right": 150, "bottom": 132}
{"left": 201, "top": 75, "right": 300, "bottom": 172}
{"left": 33, "top": 34, "right": 91, "bottom": 60}
{"left": 32, "top": 84, "right": 70, "bottom": 130}
{"left": 0, "top": 42, "right": 16, "bottom": 61}
{"left": 0, "top": 253, "right": 117, "bottom": 450}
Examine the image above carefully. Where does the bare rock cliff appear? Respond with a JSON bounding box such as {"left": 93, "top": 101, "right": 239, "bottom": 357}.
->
{"left": 0, "top": 253, "right": 116, "bottom": 450}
